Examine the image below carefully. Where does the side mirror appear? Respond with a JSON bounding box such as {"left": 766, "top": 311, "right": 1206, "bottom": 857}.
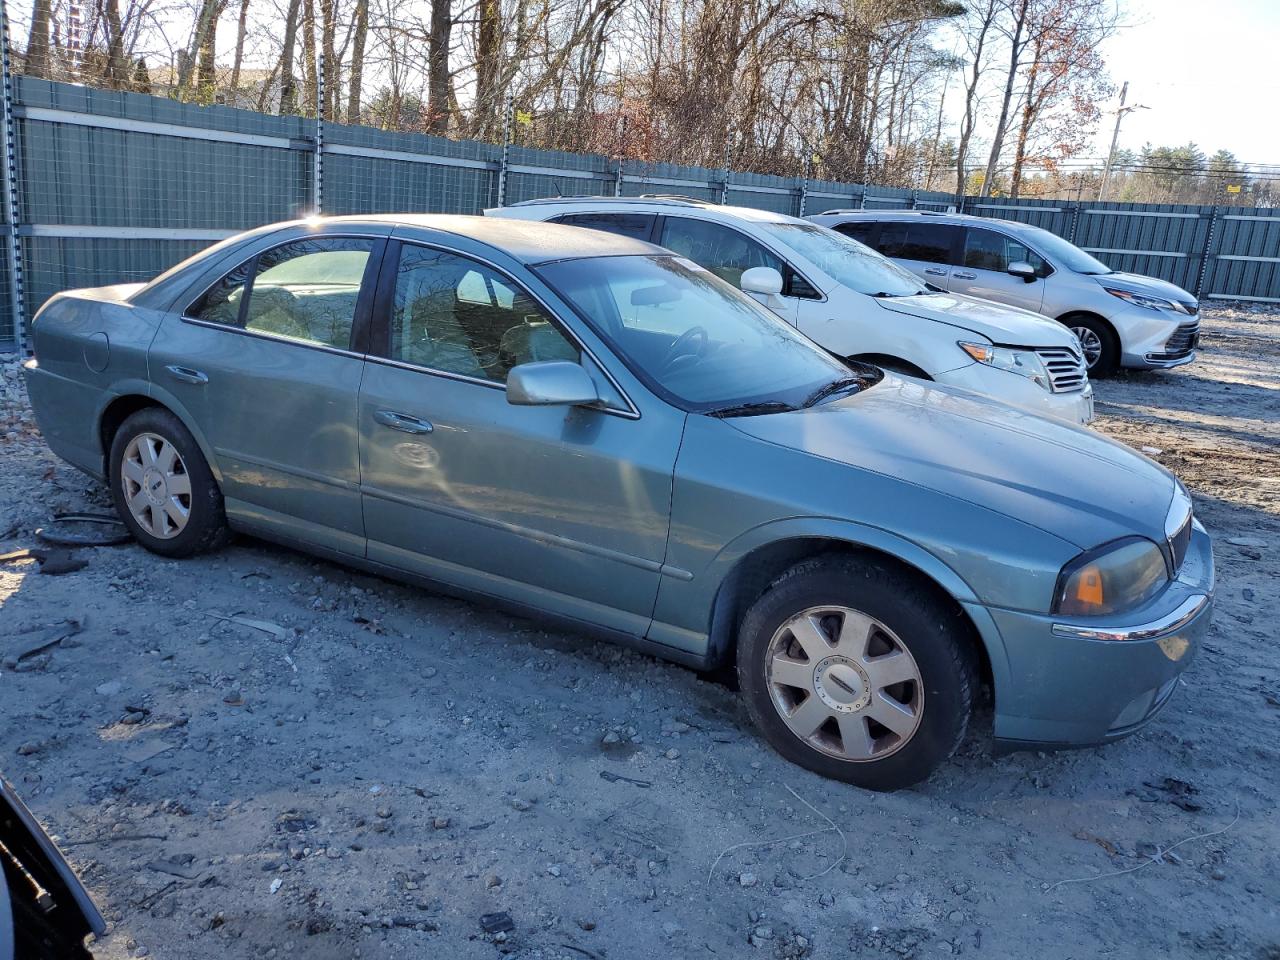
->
{"left": 740, "top": 266, "right": 784, "bottom": 296}
{"left": 506, "top": 361, "right": 599, "bottom": 407}
{"left": 1007, "top": 260, "right": 1038, "bottom": 282}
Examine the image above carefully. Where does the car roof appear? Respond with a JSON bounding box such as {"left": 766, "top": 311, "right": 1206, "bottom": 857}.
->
{"left": 324, "top": 213, "right": 665, "bottom": 264}
{"left": 500, "top": 196, "right": 807, "bottom": 227}
{"left": 809, "top": 209, "right": 1035, "bottom": 232}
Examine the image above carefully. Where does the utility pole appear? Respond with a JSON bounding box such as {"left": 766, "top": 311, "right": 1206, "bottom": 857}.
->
{"left": 1098, "top": 81, "right": 1147, "bottom": 202}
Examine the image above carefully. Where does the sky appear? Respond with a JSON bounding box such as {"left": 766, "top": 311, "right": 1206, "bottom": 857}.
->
{"left": 1092, "top": 0, "right": 1280, "bottom": 164}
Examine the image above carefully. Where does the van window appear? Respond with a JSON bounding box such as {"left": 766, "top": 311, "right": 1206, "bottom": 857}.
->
{"left": 834, "top": 221, "right": 877, "bottom": 246}
{"left": 555, "top": 212, "right": 655, "bottom": 242}
{"left": 963, "top": 228, "right": 1050, "bottom": 276}
{"left": 876, "top": 222, "right": 959, "bottom": 265}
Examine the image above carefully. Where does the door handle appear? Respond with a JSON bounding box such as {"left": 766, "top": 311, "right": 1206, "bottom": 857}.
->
{"left": 953, "top": 271, "right": 977, "bottom": 280}
{"left": 924, "top": 267, "right": 947, "bottom": 276}
{"left": 374, "top": 409, "right": 433, "bottom": 435}
{"left": 165, "top": 364, "right": 208, "bottom": 385}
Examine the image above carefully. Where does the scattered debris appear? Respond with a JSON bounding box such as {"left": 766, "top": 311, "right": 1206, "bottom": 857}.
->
{"left": 35, "top": 512, "right": 131, "bottom": 547}
{"left": 599, "top": 770, "right": 651, "bottom": 788}
{"left": 479, "top": 912, "right": 515, "bottom": 935}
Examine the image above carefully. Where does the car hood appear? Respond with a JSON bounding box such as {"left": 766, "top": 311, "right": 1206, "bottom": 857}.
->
{"left": 1091, "top": 271, "right": 1195, "bottom": 304}
{"left": 874, "top": 291, "right": 1079, "bottom": 348}
{"left": 726, "top": 376, "right": 1176, "bottom": 550}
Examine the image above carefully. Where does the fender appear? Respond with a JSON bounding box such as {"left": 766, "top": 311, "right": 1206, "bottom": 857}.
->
{"left": 650, "top": 515, "right": 1013, "bottom": 695}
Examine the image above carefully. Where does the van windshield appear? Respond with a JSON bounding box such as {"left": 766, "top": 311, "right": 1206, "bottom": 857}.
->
{"left": 1019, "top": 225, "right": 1113, "bottom": 275}
{"left": 760, "top": 222, "right": 926, "bottom": 297}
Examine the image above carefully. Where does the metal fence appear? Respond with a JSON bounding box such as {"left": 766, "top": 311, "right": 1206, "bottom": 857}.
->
{"left": 1, "top": 73, "right": 1278, "bottom": 351}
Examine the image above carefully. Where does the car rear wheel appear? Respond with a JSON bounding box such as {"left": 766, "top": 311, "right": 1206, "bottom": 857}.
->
{"left": 1063, "top": 314, "right": 1119, "bottom": 376}
{"left": 737, "top": 556, "right": 977, "bottom": 791}
{"left": 109, "top": 408, "right": 229, "bottom": 558}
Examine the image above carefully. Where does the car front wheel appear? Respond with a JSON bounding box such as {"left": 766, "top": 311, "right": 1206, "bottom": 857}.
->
{"left": 737, "top": 556, "right": 978, "bottom": 791}
{"left": 109, "top": 407, "right": 229, "bottom": 558}
{"left": 1064, "top": 314, "right": 1119, "bottom": 376}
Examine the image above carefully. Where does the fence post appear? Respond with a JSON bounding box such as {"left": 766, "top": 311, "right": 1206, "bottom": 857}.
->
{"left": 1195, "top": 206, "right": 1219, "bottom": 299}
{"left": 720, "top": 142, "right": 731, "bottom": 205}
{"left": 859, "top": 176, "right": 868, "bottom": 209}
{"left": 909, "top": 188, "right": 918, "bottom": 210}
{"left": 0, "top": 0, "right": 25, "bottom": 353}
{"left": 1067, "top": 203, "right": 1081, "bottom": 243}
{"left": 312, "top": 49, "right": 324, "bottom": 215}
{"left": 614, "top": 157, "right": 623, "bottom": 197}
{"left": 495, "top": 97, "right": 513, "bottom": 207}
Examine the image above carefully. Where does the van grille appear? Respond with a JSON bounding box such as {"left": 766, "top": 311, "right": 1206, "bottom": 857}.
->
{"left": 1163, "top": 321, "right": 1200, "bottom": 356}
{"left": 1034, "top": 346, "right": 1089, "bottom": 393}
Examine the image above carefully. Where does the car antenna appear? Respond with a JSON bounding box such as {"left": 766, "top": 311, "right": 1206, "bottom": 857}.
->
{"left": 553, "top": 179, "right": 564, "bottom": 197}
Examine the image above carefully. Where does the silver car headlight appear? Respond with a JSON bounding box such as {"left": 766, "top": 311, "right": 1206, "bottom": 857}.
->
{"left": 1103, "top": 287, "right": 1193, "bottom": 315}
{"left": 1052, "top": 537, "right": 1170, "bottom": 618}
{"left": 958, "top": 342, "right": 1051, "bottom": 392}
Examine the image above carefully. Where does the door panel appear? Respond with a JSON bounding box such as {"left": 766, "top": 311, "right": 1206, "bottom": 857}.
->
{"left": 949, "top": 227, "right": 1047, "bottom": 313}
{"left": 358, "top": 241, "right": 684, "bottom": 634}
{"left": 148, "top": 236, "right": 382, "bottom": 555}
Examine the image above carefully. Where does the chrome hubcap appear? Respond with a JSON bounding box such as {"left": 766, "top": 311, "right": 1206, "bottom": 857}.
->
{"left": 766, "top": 606, "right": 924, "bottom": 762}
{"left": 1071, "top": 326, "right": 1103, "bottom": 368}
{"left": 121, "top": 433, "right": 191, "bottom": 540}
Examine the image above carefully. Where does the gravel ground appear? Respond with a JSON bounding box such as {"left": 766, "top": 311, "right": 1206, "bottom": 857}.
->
{"left": 2, "top": 303, "right": 1278, "bottom": 960}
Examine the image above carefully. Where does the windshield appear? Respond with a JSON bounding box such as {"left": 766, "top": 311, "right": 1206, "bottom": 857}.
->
{"left": 759, "top": 221, "right": 926, "bottom": 297}
{"left": 1018, "top": 224, "right": 1112, "bottom": 274}
{"left": 536, "top": 255, "right": 857, "bottom": 413}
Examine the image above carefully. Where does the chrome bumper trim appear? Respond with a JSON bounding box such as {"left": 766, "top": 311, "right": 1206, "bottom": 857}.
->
{"left": 1051, "top": 594, "right": 1209, "bottom": 642}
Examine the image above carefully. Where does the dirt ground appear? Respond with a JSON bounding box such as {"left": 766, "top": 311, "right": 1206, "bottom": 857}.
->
{"left": 2, "top": 303, "right": 1278, "bottom": 960}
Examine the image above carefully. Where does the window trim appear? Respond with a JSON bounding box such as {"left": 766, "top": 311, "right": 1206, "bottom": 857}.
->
{"left": 180, "top": 233, "right": 387, "bottom": 356}
{"left": 367, "top": 237, "right": 640, "bottom": 420}
{"left": 654, "top": 214, "right": 827, "bottom": 304}
{"left": 960, "top": 226, "right": 1056, "bottom": 279}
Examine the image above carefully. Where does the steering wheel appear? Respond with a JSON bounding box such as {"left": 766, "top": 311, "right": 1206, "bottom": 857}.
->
{"left": 659, "top": 326, "right": 708, "bottom": 375}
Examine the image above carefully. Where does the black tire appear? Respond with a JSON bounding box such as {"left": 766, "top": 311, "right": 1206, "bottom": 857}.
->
{"left": 736, "top": 556, "right": 978, "bottom": 791}
{"left": 1061, "top": 313, "right": 1120, "bottom": 377}
{"left": 108, "top": 407, "right": 230, "bottom": 558}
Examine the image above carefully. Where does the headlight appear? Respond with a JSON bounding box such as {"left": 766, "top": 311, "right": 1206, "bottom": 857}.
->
{"left": 958, "top": 342, "right": 1051, "bottom": 391}
{"left": 1053, "top": 537, "right": 1169, "bottom": 618}
{"left": 1103, "top": 287, "right": 1192, "bottom": 314}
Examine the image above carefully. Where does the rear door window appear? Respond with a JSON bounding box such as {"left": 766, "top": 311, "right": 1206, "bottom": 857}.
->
{"left": 876, "top": 222, "right": 960, "bottom": 265}
{"left": 963, "top": 228, "right": 1050, "bottom": 276}
{"left": 187, "top": 237, "right": 376, "bottom": 351}
{"left": 555, "top": 212, "right": 656, "bottom": 242}
{"left": 657, "top": 217, "right": 784, "bottom": 288}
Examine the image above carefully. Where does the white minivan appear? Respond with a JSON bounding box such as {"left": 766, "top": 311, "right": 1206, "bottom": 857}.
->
{"left": 488, "top": 196, "right": 1093, "bottom": 424}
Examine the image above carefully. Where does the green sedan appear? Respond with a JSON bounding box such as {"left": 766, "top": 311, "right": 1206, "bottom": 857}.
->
{"left": 23, "top": 215, "right": 1214, "bottom": 790}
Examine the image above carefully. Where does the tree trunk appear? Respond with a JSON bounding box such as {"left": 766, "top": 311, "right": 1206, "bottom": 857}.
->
{"left": 195, "top": 0, "right": 225, "bottom": 100}
{"left": 474, "top": 0, "right": 501, "bottom": 138}
{"left": 230, "top": 0, "right": 251, "bottom": 92}
{"left": 1008, "top": 51, "right": 1041, "bottom": 198}
{"left": 320, "top": 0, "right": 338, "bottom": 119}
{"left": 301, "top": 0, "right": 317, "bottom": 117}
{"left": 980, "top": 0, "right": 1030, "bottom": 198}
{"left": 278, "top": 0, "right": 303, "bottom": 113}
{"left": 25, "top": 0, "right": 53, "bottom": 78}
{"left": 346, "top": 0, "right": 367, "bottom": 122}
{"left": 956, "top": 0, "right": 996, "bottom": 197}
{"left": 102, "top": 0, "right": 130, "bottom": 88}
{"left": 427, "top": 0, "right": 453, "bottom": 133}
{"left": 178, "top": 0, "right": 221, "bottom": 93}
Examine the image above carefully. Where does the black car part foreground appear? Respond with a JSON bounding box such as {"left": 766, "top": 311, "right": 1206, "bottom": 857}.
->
{"left": 1, "top": 778, "right": 104, "bottom": 960}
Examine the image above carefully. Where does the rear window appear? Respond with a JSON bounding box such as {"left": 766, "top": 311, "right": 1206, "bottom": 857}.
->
{"left": 834, "top": 221, "right": 877, "bottom": 245}
{"left": 555, "top": 212, "right": 655, "bottom": 242}
{"left": 876, "top": 222, "right": 959, "bottom": 265}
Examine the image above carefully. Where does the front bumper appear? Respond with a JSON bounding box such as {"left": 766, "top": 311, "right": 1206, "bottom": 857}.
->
{"left": 967, "top": 523, "right": 1214, "bottom": 748}
{"left": 1110, "top": 305, "right": 1201, "bottom": 369}
{"left": 936, "top": 363, "right": 1094, "bottom": 425}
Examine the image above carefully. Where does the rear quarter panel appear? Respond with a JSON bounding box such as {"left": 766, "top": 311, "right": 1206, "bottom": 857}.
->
{"left": 26, "top": 290, "right": 164, "bottom": 477}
